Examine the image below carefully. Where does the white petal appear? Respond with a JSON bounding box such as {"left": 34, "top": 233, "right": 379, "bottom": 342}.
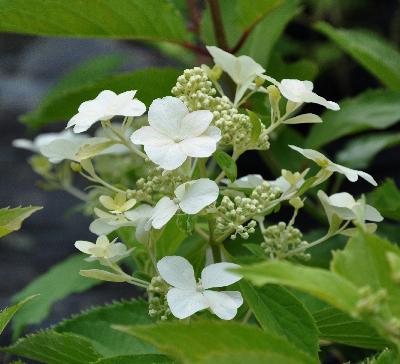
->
{"left": 301, "top": 92, "right": 340, "bottom": 111}
{"left": 89, "top": 218, "right": 131, "bottom": 235}
{"left": 289, "top": 145, "right": 330, "bottom": 165}
{"left": 151, "top": 197, "right": 179, "bottom": 229}
{"left": 145, "top": 142, "right": 188, "bottom": 170}
{"left": 12, "top": 139, "right": 36, "bottom": 152}
{"left": 178, "top": 110, "right": 214, "bottom": 139}
{"left": 279, "top": 79, "right": 311, "bottom": 103}
{"left": 148, "top": 96, "right": 188, "bottom": 138}
{"left": 201, "top": 262, "right": 242, "bottom": 289}
{"left": 167, "top": 288, "right": 208, "bottom": 319}
{"left": 364, "top": 205, "right": 384, "bottom": 222}
{"left": 203, "top": 290, "right": 243, "bottom": 320}
{"left": 228, "top": 174, "right": 264, "bottom": 189}
{"left": 39, "top": 139, "right": 82, "bottom": 163}
{"left": 157, "top": 256, "right": 197, "bottom": 289}
{"left": 125, "top": 204, "right": 153, "bottom": 222}
{"left": 357, "top": 170, "right": 377, "bottom": 186}
{"left": 329, "top": 192, "right": 356, "bottom": 209}
{"left": 130, "top": 126, "right": 173, "bottom": 146}
{"left": 175, "top": 178, "right": 219, "bottom": 214}
{"left": 179, "top": 126, "right": 221, "bottom": 158}
{"left": 75, "top": 240, "right": 95, "bottom": 254}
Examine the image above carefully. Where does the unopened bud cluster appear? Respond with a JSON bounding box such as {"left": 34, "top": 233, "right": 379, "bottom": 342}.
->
{"left": 131, "top": 167, "right": 188, "bottom": 203}
{"left": 172, "top": 67, "right": 269, "bottom": 150}
{"left": 355, "top": 286, "right": 387, "bottom": 317}
{"left": 147, "top": 275, "right": 170, "bottom": 320}
{"left": 216, "top": 182, "right": 281, "bottom": 239}
{"left": 261, "top": 222, "right": 310, "bottom": 260}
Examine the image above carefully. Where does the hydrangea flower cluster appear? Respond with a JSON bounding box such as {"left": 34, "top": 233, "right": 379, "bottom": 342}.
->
{"left": 14, "top": 46, "right": 383, "bottom": 322}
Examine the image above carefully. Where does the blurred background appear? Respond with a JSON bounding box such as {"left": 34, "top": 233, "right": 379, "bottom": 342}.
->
{"left": 1, "top": 0, "right": 399, "bottom": 363}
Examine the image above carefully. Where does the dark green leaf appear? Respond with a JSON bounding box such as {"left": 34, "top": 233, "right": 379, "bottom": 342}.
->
{"left": 307, "top": 89, "right": 400, "bottom": 148}
{"left": 3, "top": 331, "right": 101, "bottom": 364}
{"left": 0, "top": 206, "right": 42, "bottom": 238}
{"left": 0, "top": 0, "right": 188, "bottom": 42}
{"left": 156, "top": 216, "right": 188, "bottom": 259}
{"left": 0, "top": 295, "right": 38, "bottom": 335}
{"left": 313, "top": 306, "right": 390, "bottom": 349}
{"left": 213, "top": 150, "right": 237, "bottom": 182}
{"left": 315, "top": 22, "right": 400, "bottom": 91}
{"left": 55, "top": 300, "right": 157, "bottom": 357}
{"left": 116, "top": 320, "right": 318, "bottom": 364}
{"left": 11, "top": 254, "right": 101, "bottom": 337}
{"left": 22, "top": 67, "right": 181, "bottom": 128}
{"left": 336, "top": 133, "right": 400, "bottom": 169}
{"left": 368, "top": 179, "right": 400, "bottom": 221}
{"left": 240, "top": 282, "right": 319, "bottom": 358}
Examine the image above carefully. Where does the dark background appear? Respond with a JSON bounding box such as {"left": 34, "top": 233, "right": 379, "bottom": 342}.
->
{"left": 0, "top": 1, "right": 399, "bottom": 362}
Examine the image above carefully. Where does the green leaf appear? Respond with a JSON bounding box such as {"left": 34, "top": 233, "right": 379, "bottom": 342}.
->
{"left": 156, "top": 216, "right": 188, "bottom": 259}
{"left": 240, "top": 0, "right": 301, "bottom": 67}
{"left": 3, "top": 331, "right": 101, "bottom": 364}
{"left": 0, "top": 206, "right": 42, "bottom": 238}
{"left": 283, "top": 113, "right": 322, "bottom": 125}
{"left": 336, "top": 132, "right": 400, "bottom": 169}
{"left": 331, "top": 232, "right": 400, "bottom": 318}
{"left": 0, "top": 295, "right": 38, "bottom": 335}
{"left": 213, "top": 150, "right": 237, "bottom": 182}
{"left": 11, "top": 254, "right": 101, "bottom": 337}
{"left": 55, "top": 300, "right": 157, "bottom": 357}
{"left": 240, "top": 282, "right": 319, "bottom": 358}
{"left": 116, "top": 320, "right": 318, "bottom": 364}
{"left": 315, "top": 22, "right": 400, "bottom": 91}
{"left": 0, "top": 0, "right": 188, "bottom": 42}
{"left": 313, "top": 306, "right": 390, "bottom": 349}
{"left": 22, "top": 67, "right": 181, "bottom": 128}
{"left": 368, "top": 179, "right": 400, "bottom": 221}
{"left": 236, "top": 260, "right": 360, "bottom": 313}
{"left": 201, "top": 0, "right": 284, "bottom": 48}
{"left": 306, "top": 89, "right": 400, "bottom": 148}
{"left": 362, "top": 349, "right": 400, "bottom": 364}
{"left": 92, "top": 355, "right": 174, "bottom": 364}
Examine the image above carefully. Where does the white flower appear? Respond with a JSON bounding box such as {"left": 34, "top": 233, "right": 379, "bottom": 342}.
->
{"left": 157, "top": 256, "right": 243, "bottom": 320}
{"left": 89, "top": 208, "right": 133, "bottom": 236}
{"left": 289, "top": 145, "right": 377, "bottom": 186}
{"left": 67, "top": 90, "right": 146, "bottom": 133}
{"left": 207, "top": 46, "right": 265, "bottom": 104}
{"left": 131, "top": 97, "right": 221, "bottom": 170}
{"left": 224, "top": 174, "right": 264, "bottom": 189}
{"left": 318, "top": 191, "right": 383, "bottom": 223}
{"left": 99, "top": 192, "right": 136, "bottom": 214}
{"left": 13, "top": 130, "right": 88, "bottom": 163}
{"left": 75, "top": 235, "right": 132, "bottom": 264}
{"left": 124, "top": 204, "right": 154, "bottom": 244}
{"left": 264, "top": 76, "right": 340, "bottom": 110}
{"left": 127, "top": 178, "right": 219, "bottom": 231}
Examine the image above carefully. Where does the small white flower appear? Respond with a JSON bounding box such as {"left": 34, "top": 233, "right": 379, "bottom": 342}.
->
{"left": 89, "top": 208, "right": 133, "bottom": 236}
{"left": 264, "top": 76, "right": 340, "bottom": 110}
{"left": 13, "top": 130, "right": 88, "bottom": 163}
{"left": 207, "top": 46, "right": 265, "bottom": 104}
{"left": 131, "top": 96, "right": 221, "bottom": 170}
{"left": 157, "top": 256, "right": 243, "bottom": 320}
{"left": 75, "top": 235, "right": 132, "bottom": 264}
{"left": 318, "top": 191, "right": 383, "bottom": 223}
{"left": 99, "top": 192, "right": 136, "bottom": 214}
{"left": 124, "top": 204, "right": 154, "bottom": 244}
{"left": 224, "top": 174, "right": 264, "bottom": 189}
{"left": 128, "top": 178, "right": 219, "bottom": 231}
{"left": 289, "top": 145, "right": 377, "bottom": 186}
{"left": 67, "top": 90, "right": 146, "bottom": 133}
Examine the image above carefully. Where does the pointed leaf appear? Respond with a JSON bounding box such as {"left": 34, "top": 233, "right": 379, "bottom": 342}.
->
{"left": 0, "top": 206, "right": 42, "bottom": 238}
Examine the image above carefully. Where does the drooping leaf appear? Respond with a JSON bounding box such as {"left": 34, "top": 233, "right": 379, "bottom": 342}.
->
{"left": 55, "top": 300, "right": 157, "bottom": 357}
{"left": 315, "top": 22, "right": 400, "bottom": 91}
{"left": 0, "top": 206, "right": 42, "bottom": 238}
{"left": 2, "top": 331, "right": 101, "bottom": 364}
{"left": 92, "top": 355, "right": 174, "bottom": 364}
{"left": 307, "top": 89, "right": 400, "bottom": 148}
{"left": 368, "top": 179, "right": 400, "bottom": 221}
{"left": 313, "top": 306, "right": 390, "bottom": 350}
{"left": 0, "top": 295, "right": 38, "bottom": 335}
{"left": 11, "top": 254, "right": 102, "bottom": 337}
{"left": 240, "top": 282, "right": 319, "bottom": 358}
{"left": 0, "top": 0, "right": 188, "bottom": 43}
{"left": 213, "top": 150, "right": 237, "bottom": 182}
{"left": 331, "top": 232, "right": 400, "bottom": 318}
{"left": 116, "top": 320, "right": 318, "bottom": 364}
{"left": 236, "top": 260, "right": 360, "bottom": 313}
{"left": 22, "top": 67, "right": 181, "bottom": 128}
{"left": 336, "top": 132, "right": 400, "bottom": 169}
